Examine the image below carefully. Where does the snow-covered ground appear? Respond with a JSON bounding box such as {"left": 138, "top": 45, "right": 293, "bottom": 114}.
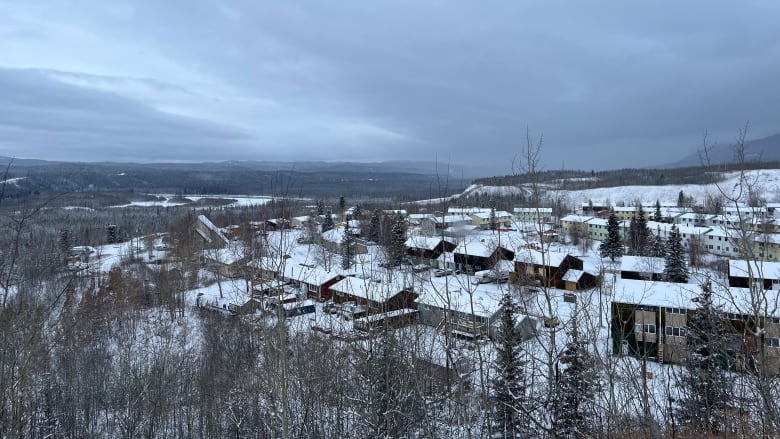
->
{"left": 0, "top": 176, "right": 26, "bottom": 186}
{"left": 417, "top": 168, "right": 780, "bottom": 208}
{"left": 562, "top": 169, "right": 780, "bottom": 207}
{"left": 109, "top": 193, "right": 283, "bottom": 208}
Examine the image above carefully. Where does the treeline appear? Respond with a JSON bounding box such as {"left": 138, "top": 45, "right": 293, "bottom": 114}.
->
{"left": 475, "top": 161, "right": 780, "bottom": 191}
{"left": 2, "top": 163, "right": 468, "bottom": 202}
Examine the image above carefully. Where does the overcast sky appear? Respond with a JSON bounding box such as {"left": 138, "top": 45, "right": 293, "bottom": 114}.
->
{"left": 1, "top": 1, "right": 779, "bottom": 173}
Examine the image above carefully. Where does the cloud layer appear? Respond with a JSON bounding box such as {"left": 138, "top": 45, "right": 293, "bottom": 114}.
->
{"left": 1, "top": 1, "right": 779, "bottom": 171}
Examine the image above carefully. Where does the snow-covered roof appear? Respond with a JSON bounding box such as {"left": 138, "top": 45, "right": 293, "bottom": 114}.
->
{"left": 282, "top": 263, "right": 342, "bottom": 285}
{"left": 678, "top": 212, "right": 713, "bottom": 220}
{"left": 205, "top": 245, "right": 247, "bottom": 265}
{"left": 612, "top": 278, "right": 773, "bottom": 316}
{"left": 515, "top": 249, "right": 573, "bottom": 267}
{"left": 561, "top": 214, "right": 593, "bottom": 223}
{"left": 514, "top": 207, "right": 553, "bottom": 213}
{"left": 431, "top": 215, "right": 473, "bottom": 224}
{"left": 562, "top": 269, "right": 585, "bottom": 282}
{"left": 728, "top": 260, "right": 780, "bottom": 280}
{"left": 453, "top": 237, "right": 509, "bottom": 258}
{"left": 471, "top": 210, "right": 512, "bottom": 220}
{"left": 321, "top": 228, "right": 345, "bottom": 243}
{"left": 620, "top": 256, "right": 665, "bottom": 274}
{"left": 330, "top": 275, "right": 411, "bottom": 303}
{"left": 415, "top": 281, "right": 504, "bottom": 319}
{"left": 405, "top": 235, "right": 448, "bottom": 251}
{"left": 448, "top": 207, "right": 491, "bottom": 214}
{"left": 588, "top": 218, "right": 608, "bottom": 227}
{"left": 197, "top": 214, "right": 230, "bottom": 244}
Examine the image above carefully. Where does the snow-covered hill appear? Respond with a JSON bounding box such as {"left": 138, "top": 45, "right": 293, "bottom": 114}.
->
{"left": 561, "top": 169, "right": 780, "bottom": 207}
{"left": 420, "top": 168, "right": 780, "bottom": 208}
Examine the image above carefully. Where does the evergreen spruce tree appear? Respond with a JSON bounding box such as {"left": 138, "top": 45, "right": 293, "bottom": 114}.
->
{"left": 654, "top": 199, "right": 663, "bottom": 222}
{"left": 387, "top": 213, "right": 407, "bottom": 266}
{"left": 339, "top": 196, "right": 346, "bottom": 213}
{"left": 649, "top": 232, "right": 666, "bottom": 258}
{"left": 675, "top": 276, "right": 732, "bottom": 435}
{"left": 322, "top": 211, "right": 335, "bottom": 233}
{"left": 663, "top": 225, "right": 688, "bottom": 283}
{"left": 628, "top": 204, "right": 651, "bottom": 256}
{"left": 59, "top": 228, "right": 72, "bottom": 255}
{"left": 353, "top": 204, "right": 363, "bottom": 219}
{"left": 552, "top": 321, "right": 599, "bottom": 439}
{"left": 599, "top": 213, "right": 624, "bottom": 261}
{"left": 489, "top": 207, "right": 498, "bottom": 231}
{"left": 367, "top": 209, "right": 381, "bottom": 243}
{"left": 341, "top": 218, "right": 355, "bottom": 269}
{"left": 490, "top": 293, "right": 529, "bottom": 438}
{"left": 316, "top": 199, "right": 325, "bottom": 216}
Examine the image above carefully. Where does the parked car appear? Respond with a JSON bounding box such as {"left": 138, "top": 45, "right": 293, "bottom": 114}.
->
{"left": 323, "top": 301, "right": 341, "bottom": 314}
{"left": 340, "top": 302, "right": 368, "bottom": 320}
{"left": 412, "top": 264, "right": 430, "bottom": 273}
{"left": 474, "top": 270, "right": 510, "bottom": 284}
{"left": 433, "top": 268, "right": 453, "bottom": 277}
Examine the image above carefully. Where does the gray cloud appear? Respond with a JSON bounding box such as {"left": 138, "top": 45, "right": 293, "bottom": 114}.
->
{"left": 1, "top": 1, "right": 779, "bottom": 172}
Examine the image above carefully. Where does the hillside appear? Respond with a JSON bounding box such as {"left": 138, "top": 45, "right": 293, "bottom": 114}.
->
{"left": 664, "top": 133, "right": 780, "bottom": 168}
{"left": 439, "top": 168, "right": 780, "bottom": 209}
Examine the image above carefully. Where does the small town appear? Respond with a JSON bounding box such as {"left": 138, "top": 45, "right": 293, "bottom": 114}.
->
{"left": 3, "top": 1, "right": 780, "bottom": 437}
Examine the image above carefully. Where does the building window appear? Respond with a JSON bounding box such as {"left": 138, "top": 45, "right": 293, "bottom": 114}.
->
{"left": 665, "top": 326, "right": 687, "bottom": 337}
{"left": 767, "top": 338, "right": 780, "bottom": 349}
{"left": 666, "top": 307, "right": 686, "bottom": 314}
{"left": 635, "top": 323, "right": 656, "bottom": 333}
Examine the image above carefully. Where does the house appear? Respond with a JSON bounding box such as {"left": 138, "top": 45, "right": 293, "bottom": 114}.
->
{"left": 722, "top": 204, "right": 767, "bottom": 219}
{"left": 420, "top": 215, "right": 474, "bottom": 237}
{"left": 203, "top": 245, "right": 251, "bottom": 278}
{"left": 513, "top": 207, "right": 553, "bottom": 224}
{"left": 193, "top": 214, "right": 230, "bottom": 249}
{"left": 415, "top": 280, "right": 505, "bottom": 339}
{"left": 560, "top": 215, "right": 593, "bottom": 236}
{"left": 329, "top": 275, "right": 418, "bottom": 314}
{"left": 676, "top": 212, "right": 715, "bottom": 228}
{"left": 469, "top": 210, "right": 513, "bottom": 230}
{"left": 278, "top": 262, "right": 345, "bottom": 301}
{"left": 581, "top": 201, "right": 611, "bottom": 215}
{"left": 448, "top": 207, "right": 491, "bottom": 215}
{"left": 321, "top": 227, "right": 368, "bottom": 255}
{"left": 646, "top": 222, "right": 712, "bottom": 251}
{"left": 514, "top": 250, "right": 583, "bottom": 288}
{"left": 610, "top": 278, "right": 780, "bottom": 373}
{"left": 702, "top": 227, "right": 743, "bottom": 258}
{"left": 728, "top": 259, "right": 780, "bottom": 290}
{"left": 291, "top": 215, "right": 312, "bottom": 228}
{"left": 612, "top": 206, "right": 639, "bottom": 221}
{"left": 407, "top": 213, "right": 433, "bottom": 226}
{"left": 586, "top": 217, "right": 609, "bottom": 241}
{"left": 561, "top": 269, "right": 599, "bottom": 291}
{"left": 754, "top": 233, "right": 780, "bottom": 261}
{"left": 452, "top": 238, "right": 515, "bottom": 273}
{"left": 405, "top": 235, "right": 457, "bottom": 265}
{"left": 619, "top": 256, "right": 665, "bottom": 281}
{"left": 264, "top": 218, "right": 291, "bottom": 231}
{"left": 767, "top": 203, "right": 780, "bottom": 219}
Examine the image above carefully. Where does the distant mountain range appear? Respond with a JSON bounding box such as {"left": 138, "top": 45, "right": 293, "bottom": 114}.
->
{"left": 660, "top": 133, "right": 780, "bottom": 168}
{"left": 0, "top": 158, "right": 483, "bottom": 201}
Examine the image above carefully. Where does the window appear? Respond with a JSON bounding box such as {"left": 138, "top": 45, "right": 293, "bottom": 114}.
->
{"left": 665, "top": 326, "right": 687, "bottom": 337}
{"left": 767, "top": 338, "right": 780, "bottom": 349}
{"left": 636, "top": 323, "right": 656, "bottom": 333}
{"left": 666, "top": 307, "right": 686, "bottom": 314}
